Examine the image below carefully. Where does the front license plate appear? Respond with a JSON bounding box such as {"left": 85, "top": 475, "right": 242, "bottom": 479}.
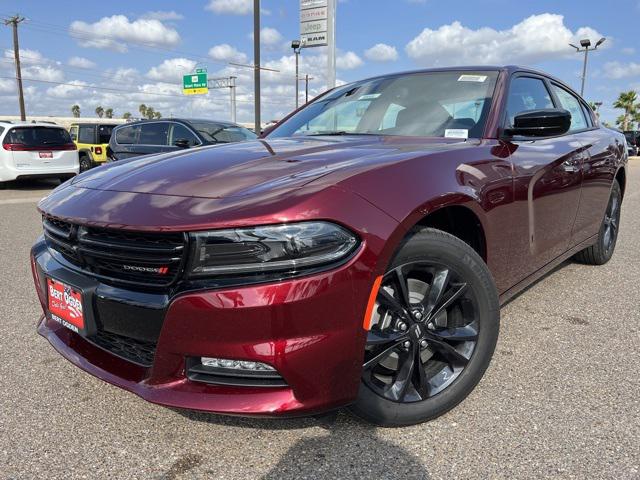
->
{"left": 47, "top": 278, "right": 84, "bottom": 333}
{"left": 39, "top": 151, "right": 53, "bottom": 159}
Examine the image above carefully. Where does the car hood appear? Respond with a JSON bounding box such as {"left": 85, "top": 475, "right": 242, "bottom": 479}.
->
{"left": 71, "top": 136, "right": 469, "bottom": 199}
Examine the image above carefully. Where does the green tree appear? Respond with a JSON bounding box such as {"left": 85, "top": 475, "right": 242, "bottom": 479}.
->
{"left": 144, "top": 106, "right": 155, "bottom": 119}
{"left": 613, "top": 91, "right": 638, "bottom": 131}
{"left": 153, "top": 111, "right": 162, "bottom": 119}
{"left": 138, "top": 104, "right": 147, "bottom": 118}
{"left": 71, "top": 104, "right": 80, "bottom": 118}
{"left": 95, "top": 106, "right": 104, "bottom": 118}
{"left": 122, "top": 112, "right": 132, "bottom": 120}
{"left": 104, "top": 108, "right": 114, "bottom": 119}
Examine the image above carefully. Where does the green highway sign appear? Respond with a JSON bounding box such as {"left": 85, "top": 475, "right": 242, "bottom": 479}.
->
{"left": 183, "top": 71, "right": 208, "bottom": 95}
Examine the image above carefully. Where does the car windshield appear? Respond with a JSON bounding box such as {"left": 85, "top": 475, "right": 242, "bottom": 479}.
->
{"left": 190, "top": 122, "right": 258, "bottom": 143}
{"left": 6, "top": 126, "right": 72, "bottom": 146}
{"left": 268, "top": 71, "right": 499, "bottom": 139}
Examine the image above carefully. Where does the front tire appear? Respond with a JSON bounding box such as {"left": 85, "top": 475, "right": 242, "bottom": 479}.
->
{"left": 574, "top": 180, "right": 622, "bottom": 265}
{"left": 350, "top": 228, "right": 499, "bottom": 426}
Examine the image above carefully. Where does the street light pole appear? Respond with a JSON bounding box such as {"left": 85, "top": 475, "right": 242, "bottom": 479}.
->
{"left": 569, "top": 37, "right": 606, "bottom": 97}
{"left": 291, "top": 40, "right": 303, "bottom": 109}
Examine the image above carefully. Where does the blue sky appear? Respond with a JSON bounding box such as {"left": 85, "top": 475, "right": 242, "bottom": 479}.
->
{"left": 0, "top": 0, "right": 638, "bottom": 125}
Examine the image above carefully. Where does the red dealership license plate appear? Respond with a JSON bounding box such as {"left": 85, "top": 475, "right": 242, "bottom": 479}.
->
{"left": 39, "top": 152, "right": 53, "bottom": 159}
{"left": 47, "top": 278, "right": 84, "bottom": 333}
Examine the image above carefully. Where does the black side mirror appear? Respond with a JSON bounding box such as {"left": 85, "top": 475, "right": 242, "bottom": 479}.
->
{"left": 504, "top": 108, "right": 571, "bottom": 138}
{"left": 173, "top": 138, "right": 190, "bottom": 148}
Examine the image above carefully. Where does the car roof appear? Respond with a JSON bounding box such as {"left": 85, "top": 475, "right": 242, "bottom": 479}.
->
{"left": 70, "top": 122, "right": 120, "bottom": 126}
{"left": 1, "top": 121, "right": 66, "bottom": 129}
{"left": 115, "top": 118, "right": 240, "bottom": 128}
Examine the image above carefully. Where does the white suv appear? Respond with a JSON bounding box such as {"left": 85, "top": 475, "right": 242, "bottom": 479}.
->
{"left": 0, "top": 122, "right": 79, "bottom": 186}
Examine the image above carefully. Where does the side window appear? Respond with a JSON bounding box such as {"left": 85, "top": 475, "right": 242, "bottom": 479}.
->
{"left": 69, "top": 126, "right": 78, "bottom": 141}
{"left": 580, "top": 103, "right": 594, "bottom": 127}
{"left": 78, "top": 125, "right": 95, "bottom": 144}
{"left": 550, "top": 84, "right": 588, "bottom": 132}
{"left": 169, "top": 123, "right": 199, "bottom": 147}
{"left": 505, "top": 77, "right": 554, "bottom": 127}
{"left": 115, "top": 125, "right": 140, "bottom": 145}
{"left": 139, "top": 122, "right": 169, "bottom": 146}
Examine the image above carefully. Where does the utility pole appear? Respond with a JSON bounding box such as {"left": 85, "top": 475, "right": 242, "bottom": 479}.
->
{"left": 253, "top": 0, "right": 261, "bottom": 133}
{"left": 4, "top": 15, "right": 26, "bottom": 120}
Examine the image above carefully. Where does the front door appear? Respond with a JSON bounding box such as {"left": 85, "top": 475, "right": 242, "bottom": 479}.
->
{"left": 504, "top": 75, "right": 585, "bottom": 280}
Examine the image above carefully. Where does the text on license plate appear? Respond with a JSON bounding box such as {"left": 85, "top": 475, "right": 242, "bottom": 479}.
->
{"left": 39, "top": 152, "right": 53, "bottom": 158}
{"left": 47, "top": 278, "right": 84, "bottom": 332}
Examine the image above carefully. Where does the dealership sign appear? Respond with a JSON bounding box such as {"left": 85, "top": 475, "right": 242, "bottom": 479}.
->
{"left": 183, "top": 69, "right": 208, "bottom": 95}
{"left": 300, "top": 0, "right": 329, "bottom": 47}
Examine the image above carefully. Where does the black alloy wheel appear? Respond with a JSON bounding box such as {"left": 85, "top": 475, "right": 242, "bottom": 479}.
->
{"left": 574, "top": 180, "right": 622, "bottom": 265}
{"left": 362, "top": 262, "right": 478, "bottom": 403}
{"left": 351, "top": 228, "right": 499, "bottom": 426}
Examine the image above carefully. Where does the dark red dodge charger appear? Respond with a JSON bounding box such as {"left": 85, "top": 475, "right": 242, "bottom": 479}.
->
{"left": 32, "top": 66, "right": 627, "bottom": 426}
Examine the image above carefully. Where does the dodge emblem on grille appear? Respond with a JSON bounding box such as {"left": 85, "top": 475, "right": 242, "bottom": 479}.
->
{"left": 122, "top": 265, "right": 169, "bottom": 274}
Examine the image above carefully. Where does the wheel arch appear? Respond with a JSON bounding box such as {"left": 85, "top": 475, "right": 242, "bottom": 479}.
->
{"left": 78, "top": 148, "right": 93, "bottom": 160}
{"left": 377, "top": 194, "right": 490, "bottom": 275}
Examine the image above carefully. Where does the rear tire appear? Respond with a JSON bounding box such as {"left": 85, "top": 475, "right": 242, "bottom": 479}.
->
{"left": 574, "top": 180, "right": 621, "bottom": 265}
{"left": 79, "top": 155, "right": 92, "bottom": 172}
{"left": 350, "top": 228, "right": 500, "bottom": 426}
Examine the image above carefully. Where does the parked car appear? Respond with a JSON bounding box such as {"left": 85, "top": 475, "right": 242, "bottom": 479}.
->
{"left": 623, "top": 130, "right": 639, "bottom": 156}
{"left": 69, "top": 122, "right": 118, "bottom": 172}
{"left": 107, "top": 118, "right": 257, "bottom": 161}
{"left": 0, "top": 122, "right": 78, "bottom": 186}
{"left": 32, "top": 66, "right": 627, "bottom": 426}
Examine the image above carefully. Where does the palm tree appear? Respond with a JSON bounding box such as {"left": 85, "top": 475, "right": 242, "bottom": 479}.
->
{"left": 95, "top": 106, "right": 104, "bottom": 118}
{"left": 104, "top": 108, "right": 114, "bottom": 119}
{"left": 145, "top": 107, "right": 155, "bottom": 119}
{"left": 153, "top": 111, "right": 162, "bottom": 119}
{"left": 138, "top": 104, "right": 147, "bottom": 118}
{"left": 613, "top": 91, "right": 638, "bottom": 131}
{"left": 71, "top": 104, "right": 80, "bottom": 118}
{"left": 122, "top": 112, "right": 132, "bottom": 120}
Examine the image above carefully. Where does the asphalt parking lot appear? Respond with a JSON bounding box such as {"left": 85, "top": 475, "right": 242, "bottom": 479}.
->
{"left": 1, "top": 165, "right": 639, "bottom": 480}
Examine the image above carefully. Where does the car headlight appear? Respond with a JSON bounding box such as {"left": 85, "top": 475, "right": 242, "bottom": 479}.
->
{"left": 187, "top": 221, "right": 359, "bottom": 277}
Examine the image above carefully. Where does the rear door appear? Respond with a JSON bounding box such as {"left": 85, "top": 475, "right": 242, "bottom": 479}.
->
{"left": 111, "top": 124, "right": 141, "bottom": 160}
{"left": 503, "top": 74, "right": 586, "bottom": 278}
{"left": 134, "top": 122, "right": 172, "bottom": 156}
{"left": 76, "top": 124, "right": 96, "bottom": 159}
{"left": 4, "top": 126, "right": 77, "bottom": 171}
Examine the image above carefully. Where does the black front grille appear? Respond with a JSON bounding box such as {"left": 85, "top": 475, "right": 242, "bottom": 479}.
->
{"left": 91, "top": 330, "right": 156, "bottom": 367}
{"left": 43, "top": 215, "right": 187, "bottom": 288}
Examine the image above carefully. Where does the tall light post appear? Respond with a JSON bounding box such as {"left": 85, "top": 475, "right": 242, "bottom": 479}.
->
{"left": 291, "top": 40, "right": 304, "bottom": 109}
{"left": 569, "top": 37, "right": 606, "bottom": 97}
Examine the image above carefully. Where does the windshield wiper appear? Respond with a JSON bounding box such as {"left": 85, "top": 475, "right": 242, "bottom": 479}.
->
{"left": 303, "top": 131, "right": 378, "bottom": 136}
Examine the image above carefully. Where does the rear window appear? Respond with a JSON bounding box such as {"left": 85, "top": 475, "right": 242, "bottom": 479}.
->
{"left": 98, "top": 125, "right": 114, "bottom": 144}
{"left": 5, "top": 127, "right": 71, "bottom": 147}
{"left": 139, "top": 122, "right": 169, "bottom": 145}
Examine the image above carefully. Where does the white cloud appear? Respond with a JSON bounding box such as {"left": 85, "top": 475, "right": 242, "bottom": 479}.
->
{"left": 249, "top": 27, "right": 283, "bottom": 47}
{"left": 405, "top": 14, "right": 608, "bottom": 66}
{"left": 4, "top": 48, "right": 44, "bottom": 66}
{"left": 23, "top": 65, "right": 64, "bottom": 83}
{"left": 603, "top": 61, "right": 640, "bottom": 79}
{"left": 140, "top": 11, "right": 184, "bottom": 21}
{"left": 46, "top": 80, "right": 89, "bottom": 98}
{"left": 69, "top": 15, "right": 181, "bottom": 52}
{"left": 336, "top": 51, "right": 364, "bottom": 70}
{"left": 68, "top": 56, "right": 96, "bottom": 69}
{"left": 146, "top": 58, "right": 197, "bottom": 83}
{"left": 364, "top": 43, "right": 398, "bottom": 62}
{"left": 0, "top": 78, "right": 15, "bottom": 93}
{"left": 110, "top": 67, "right": 139, "bottom": 85}
{"left": 206, "top": 0, "right": 252, "bottom": 15}
{"left": 208, "top": 44, "right": 248, "bottom": 63}
{"left": 622, "top": 47, "right": 635, "bottom": 55}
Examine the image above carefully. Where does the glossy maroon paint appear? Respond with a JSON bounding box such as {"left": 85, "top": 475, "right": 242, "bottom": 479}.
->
{"left": 33, "top": 66, "right": 628, "bottom": 416}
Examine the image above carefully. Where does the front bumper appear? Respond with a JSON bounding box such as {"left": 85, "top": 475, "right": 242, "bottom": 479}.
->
{"left": 32, "top": 237, "right": 375, "bottom": 416}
